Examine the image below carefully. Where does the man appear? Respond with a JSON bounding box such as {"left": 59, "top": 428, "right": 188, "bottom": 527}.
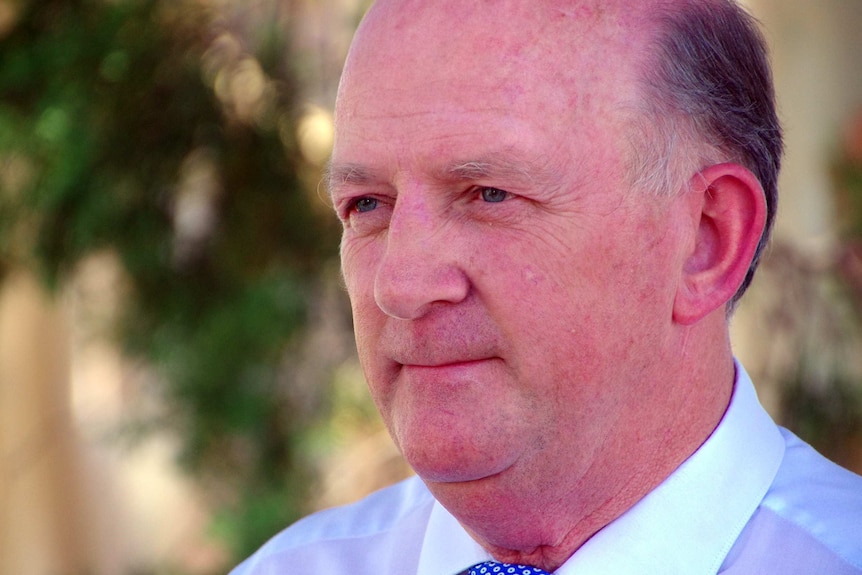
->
{"left": 232, "top": 0, "right": 862, "bottom": 573}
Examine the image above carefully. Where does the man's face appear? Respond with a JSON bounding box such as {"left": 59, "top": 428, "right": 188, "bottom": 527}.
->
{"left": 330, "top": 0, "right": 691, "bottom": 511}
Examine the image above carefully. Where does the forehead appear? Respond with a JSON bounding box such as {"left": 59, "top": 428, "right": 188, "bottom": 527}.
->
{"left": 332, "top": 0, "right": 654, "bottom": 176}
{"left": 343, "top": 1, "right": 647, "bottom": 98}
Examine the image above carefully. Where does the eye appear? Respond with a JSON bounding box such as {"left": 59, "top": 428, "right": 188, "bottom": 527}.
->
{"left": 352, "top": 197, "right": 379, "bottom": 213}
{"left": 480, "top": 187, "right": 509, "bottom": 203}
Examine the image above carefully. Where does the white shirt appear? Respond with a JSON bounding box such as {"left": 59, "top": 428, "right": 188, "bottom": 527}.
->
{"left": 230, "top": 363, "right": 862, "bottom": 574}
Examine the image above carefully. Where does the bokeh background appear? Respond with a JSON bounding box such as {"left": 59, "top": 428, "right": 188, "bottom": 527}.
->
{"left": 1, "top": 1, "right": 861, "bottom": 574}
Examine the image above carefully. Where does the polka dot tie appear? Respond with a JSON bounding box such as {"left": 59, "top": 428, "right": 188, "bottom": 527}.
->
{"left": 466, "top": 560, "right": 552, "bottom": 575}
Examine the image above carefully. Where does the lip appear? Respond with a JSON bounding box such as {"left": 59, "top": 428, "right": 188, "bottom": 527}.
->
{"left": 392, "top": 359, "right": 500, "bottom": 397}
{"left": 409, "top": 357, "right": 486, "bottom": 366}
{"left": 385, "top": 342, "right": 500, "bottom": 369}
{"left": 396, "top": 358, "right": 501, "bottom": 383}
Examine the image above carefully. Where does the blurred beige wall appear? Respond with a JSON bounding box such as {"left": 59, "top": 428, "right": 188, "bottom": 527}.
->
{"left": 752, "top": 0, "right": 862, "bottom": 245}
{"left": 0, "top": 264, "right": 223, "bottom": 575}
{"left": 0, "top": 271, "right": 91, "bottom": 574}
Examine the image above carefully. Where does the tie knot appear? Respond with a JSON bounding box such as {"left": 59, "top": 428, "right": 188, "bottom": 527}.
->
{"left": 467, "top": 560, "right": 552, "bottom": 575}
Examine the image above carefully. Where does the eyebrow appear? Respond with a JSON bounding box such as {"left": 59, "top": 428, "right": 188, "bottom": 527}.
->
{"left": 443, "top": 150, "right": 571, "bottom": 193}
{"left": 325, "top": 162, "right": 377, "bottom": 193}
{"left": 326, "top": 151, "right": 562, "bottom": 196}
{"left": 442, "top": 157, "right": 536, "bottom": 185}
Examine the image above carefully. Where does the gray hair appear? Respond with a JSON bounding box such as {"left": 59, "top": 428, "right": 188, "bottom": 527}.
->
{"left": 631, "top": 0, "right": 783, "bottom": 311}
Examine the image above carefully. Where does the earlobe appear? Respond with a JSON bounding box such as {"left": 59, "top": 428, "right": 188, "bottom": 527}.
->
{"left": 672, "top": 163, "right": 767, "bottom": 325}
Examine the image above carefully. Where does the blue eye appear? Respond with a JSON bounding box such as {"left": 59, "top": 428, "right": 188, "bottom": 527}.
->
{"left": 480, "top": 187, "right": 508, "bottom": 203}
{"left": 353, "top": 197, "right": 378, "bottom": 213}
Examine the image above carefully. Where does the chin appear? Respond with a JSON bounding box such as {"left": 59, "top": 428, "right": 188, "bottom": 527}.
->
{"left": 384, "top": 396, "right": 529, "bottom": 484}
{"left": 398, "top": 436, "right": 516, "bottom": 485}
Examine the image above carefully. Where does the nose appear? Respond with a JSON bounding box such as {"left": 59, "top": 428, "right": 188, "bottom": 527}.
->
{"left": 373, "top": 198, "right": 470, "bottom": 320}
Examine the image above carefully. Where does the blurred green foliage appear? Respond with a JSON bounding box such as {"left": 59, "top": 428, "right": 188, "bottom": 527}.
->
{"left": 0, "top": 0, "right": 340, "bottom": 566}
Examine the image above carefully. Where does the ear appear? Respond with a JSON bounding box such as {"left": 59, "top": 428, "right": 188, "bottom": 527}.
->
{"left": 673, "top": 163, "right": 767, "bottom": 325}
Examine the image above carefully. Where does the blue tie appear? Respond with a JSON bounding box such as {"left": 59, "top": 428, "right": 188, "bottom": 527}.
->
{"left": 465, "top": 561, "right": 552, "bottom": 575}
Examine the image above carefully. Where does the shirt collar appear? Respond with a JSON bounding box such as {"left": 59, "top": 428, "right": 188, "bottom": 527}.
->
{"left": 418, "top": 361, "right": 786, "bottom": 575}
{"left": 418, "top": 501, "right": 490, "bottom": 575}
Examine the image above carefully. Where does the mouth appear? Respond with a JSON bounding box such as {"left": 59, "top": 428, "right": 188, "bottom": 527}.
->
{"left": 402, "top": 357, "right": 491, "bottom": 368}
{"left": 394, "top": 357, "right": 503, "bottom": 387}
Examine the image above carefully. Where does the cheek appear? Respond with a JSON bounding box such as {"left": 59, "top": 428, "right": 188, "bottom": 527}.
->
{"left": 490, "top": 218, "right": 671, "bottom": 353}
{"left": 340, "top": 234, "right": 381, "bottom": 305}
{"left": 340, "top": 240, "right": 386, "bottom": 361}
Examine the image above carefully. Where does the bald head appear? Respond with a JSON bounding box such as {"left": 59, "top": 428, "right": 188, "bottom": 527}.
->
{"left": 335, "top": 0, "right": 656, "bottom": 157}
